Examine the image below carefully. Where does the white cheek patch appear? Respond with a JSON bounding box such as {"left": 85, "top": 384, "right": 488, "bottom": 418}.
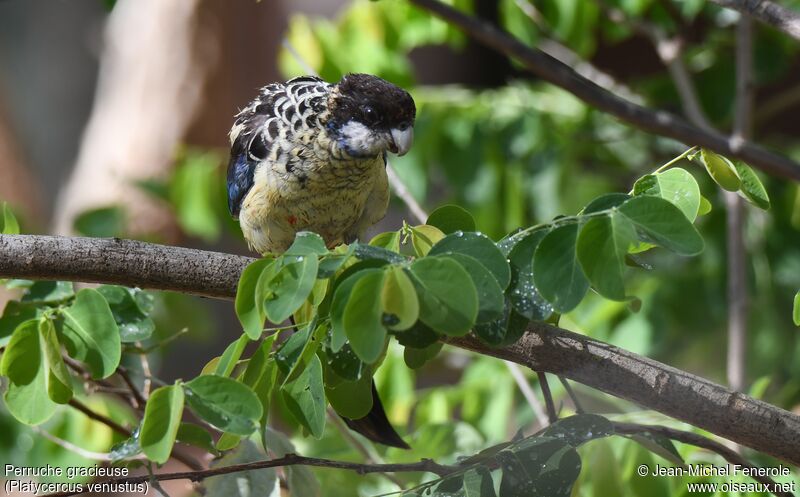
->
{"left": 340, "top": 121, "right": 381, "bottom": 156}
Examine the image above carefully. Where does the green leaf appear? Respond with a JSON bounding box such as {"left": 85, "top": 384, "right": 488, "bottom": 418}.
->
{"left": 633, "top": 168, "right": 701, "bottom": 221}
{"left": 381, "top": 266, "right": 419, "bottom": 331}
{"left": 473, "top": 301, "right": 530, "bottom": 347}
{"left": 426, "top": 204, "right": 477, "bottom": 234}
{"left": 184, "top": 375, "right": 263, "bottom": 436}
{"left": 281, "top": 354, "right": 326, "bottom": 438}
{"left": 410, "top": 257, "right": 479, "bottom": 336}
{"left": 96, "top": 285, "right": 155, "bottom": 342}
{"left": 73, "top": 206, "right": 125, "bottom": 237}
{"left": 533, "top": 224, "right": 589, "bottom": 313}
{"left": 462, "top": 467, "right": 496, "bottom": 497}
{"left": 444, "top": 253, "right": 504, "bottom": 323}
{"left": 274, "top": 323, "right": 313, "bottom": 375}
{"left": 369, "top": 231, "right": 401, "bottom": 252}
{"left": 216, "top": 432, "right": 242, "bottom": 451}
{"left": 22, "top": 281, "right": 74, "bottom": 303}
{"left": 60, "top": 288, "right": 121, "bottom": 379}
{"left": 40, "top": 318, "right": 73, "bottom": 404}
{"left": 109, "top": 432, "right": 142, "bottom": 462}
{"left": 698, "top": 196, "right": 712, "bottom": 216}
{"left": 285, "top": 231, "right": 328, "bottom": 256}
{"left": 214, "top": 333, "right": 250, "bottom": 377}
{"left": 617, "top": 196, "right": 704, "bottom": 256}
{"left": 352, "top": 242, "right": 407, "bottom": 264}
{"left": 732, "top": 160, "right": 770, "bottom": 210}
{"left": 240, "top": 337, "right": 278, "bottom": 426}
{"left": 235, "top": 258, "right": 273, "bottom": 339}
{"left": 505, "top": 230, "right": 552, "bottom": 321}
{"left": 176, "top": 422, "right": 217, "bottom": 453}
{"left": 393, "top": 320, "right": 440, "bottom": 349}
{"left": 498, "top": 438, "right": 581, "bottom": 497}
{"left": 577, "top": 214, "right": 635, "bottom": 300}
{"left": 0, "top": 301, "right": 38, "bottom": 342}
{"left": 793, "top": 290, "right": 800, "bottom": 327}
{"left": 324, "top": 343, "right": 365, "bottom": 381}
{"left": 429, "top": 232, "right": 511, "bottom": 289}
{"left": 699, "top": 149, "right": 741, "bottom": 192}
{"left": 325, "top": 367, "right": 373, "bottom": 419}
{"left": 626, "top": 431, "right": 684, "bottom": 465}
{"left": 410, "top": 224, "right": 446, "bottom": 256}
{"left": 330, "top": 268, "right": 383, "bottom": 352}
{"left": 343, "top": 270, "right": 387, "bottom": 363}
{"left": 1, "top": 202, "right": 20, "bottom": 234}
{"left": 582, "top": 193, "right": 630, "bottom": 214}
{"left": 1, "top": 320, "right": 41, "bottom": 385}
{"left": 403, "top": 342, "right": 442, "bottom": 369}
{"left": 540, "top": 414, "right": 614, "bottom": 447}
{"left": 263, "top": 256, "right": 319, "bottom": 324}
{"left": 141, "top": 384, "right": 185, "bottom": 464}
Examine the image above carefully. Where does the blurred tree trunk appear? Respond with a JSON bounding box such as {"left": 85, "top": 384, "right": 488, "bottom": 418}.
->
{"left": 0, "top": 96, "right": 43, "bottom": 225}
{"left": 53, "top": 0, "right": 213, "bottom": 240}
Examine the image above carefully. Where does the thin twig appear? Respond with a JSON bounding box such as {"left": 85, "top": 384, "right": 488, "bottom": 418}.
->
{"left": 138, "top": 341, "right": 152, "bottom": 399}
{"left": 558, "top": 376, "right": 585, "bottom": 414}
{"left": 726, "top": 14, "right": 754, "bottom": 393}
{"left": 116, "top": 365, "right": 147, "bottom": 408}
{"left": 504, "top": 361, "right": 549, "bottom": 427}
{"left": 33, "top": 427, "right": 115, "bottom": 461}
{"left": 536, "top": 371, "right": 558, "bottom": 423}
{"left": 41, "top": 454, "right": 458, "bottom": 497}
{"left": 68, "top": 398, "right": 131, "bottom": 437}
{"left": 327, "top": 409, "right": 406, "bottom": 489}
{"left": 386, "top": 163, "right": 428, "bottom": 224}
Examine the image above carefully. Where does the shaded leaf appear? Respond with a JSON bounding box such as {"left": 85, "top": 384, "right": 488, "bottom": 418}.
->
{"left": 733, "top": 160, "right": 770, "bottom": 210}
{"left": 410, "top": 257, "right": 478, "bottom": 336}
{"left": 576, "top": 214, "right": 635, "bottom": 300}
{"left": 60, "top": 289, "right": 121, "bottom": 379}
{"left": 617, "top": 196, "right": 704, "bottom": 256}
{"left": 343, "top": 270, "right": 387, "bottom": 363}
{"left": 281, "top": 354, "right": 326, "bottom": 438}
{"left": 533, "top": 224, "right": 589, "bottom": 313}
{"left": 235, "top": 258, "right": 273, "bottom": 339}
{"left": 73, "top": 206, "right": 125, "bottom": 237}
{"left": 427, "top": 204, "right": 477, "bottom": 234}
{"left": 429, "top": 232, "right": 511, "bottom": 289}
{"left": 184, "top": 375, "right": 262, "bottom": 436}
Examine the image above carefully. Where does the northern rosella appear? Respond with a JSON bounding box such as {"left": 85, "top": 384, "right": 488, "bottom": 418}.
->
{"left": 226, "top": 74, "right": 416, "bottom": 448}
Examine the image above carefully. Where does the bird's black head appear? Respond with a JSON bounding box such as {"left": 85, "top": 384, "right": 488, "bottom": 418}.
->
{"left": 327, "top": 73, "right": 416, "bottom": 158}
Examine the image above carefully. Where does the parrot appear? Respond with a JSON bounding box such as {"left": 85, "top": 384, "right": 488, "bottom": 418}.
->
{"left": 226, "top": 73, "right": 416, "bottom": 448}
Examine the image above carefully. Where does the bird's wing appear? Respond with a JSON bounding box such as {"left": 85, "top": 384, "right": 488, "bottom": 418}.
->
{"left": 226, "top": 77, "right": 329, "bottom": 218}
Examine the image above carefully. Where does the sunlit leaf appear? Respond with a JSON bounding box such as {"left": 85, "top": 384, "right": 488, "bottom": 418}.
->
{"left": 698, "top": 149, "right": 741, "bottom": 192}
{"left": 141, "top": 384, "right": 185, "bottom": 464}
{"left": 617, "top": 196, "right": 704, "bottom": 256}
{"left": 60, "top": 289, "right": 121, "bottom": 379}
{"left": 411, "top": 224, "right": 446, "bottom": 257}
{"left": 343, "top": 269, "right": 387, "bottom": 363}
{"left": 381, "top": 265, "right": 419, "bottom": 331}
{"left": 235, "top": 258, "right": 273, "bottom": 339}
{"left": 732, "top": 160, "right": 770, "bottom": 210}
{"left": 633, "top": 168, "right": 701, "bottom": 221}
{"left": 429, "top": 232, "right": 511, "bottom": 289}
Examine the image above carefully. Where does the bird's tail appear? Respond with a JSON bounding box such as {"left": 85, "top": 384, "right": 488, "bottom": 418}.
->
{"left": 342, "top": 381, "right": 410, "bottom": 449}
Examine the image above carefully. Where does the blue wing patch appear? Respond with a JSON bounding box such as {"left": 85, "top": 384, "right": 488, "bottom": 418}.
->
{"left": 227, "top": 153, "right": 256, "bottom": 218}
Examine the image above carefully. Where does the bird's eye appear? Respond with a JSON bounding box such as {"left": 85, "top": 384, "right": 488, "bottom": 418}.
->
{"left": 362, "top": 105, "right": 376, "bottom": 121}
{"left": 398, "top": 122, "right": 409, "bottom": 131}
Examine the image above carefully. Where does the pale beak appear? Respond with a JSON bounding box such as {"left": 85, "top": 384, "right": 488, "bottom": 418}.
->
{"left": 389, "top": 127, "right": 414, "bottom": 156}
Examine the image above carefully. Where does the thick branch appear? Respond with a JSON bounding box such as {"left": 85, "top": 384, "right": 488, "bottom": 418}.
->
{"left": 406, "top": 0, "right": 800, "bottom": 182}
{"left": 1, "top": 234, "right": 799, "bottom": 466}
{"left": 709, "top": 0, "right": 800, "bottom": 42}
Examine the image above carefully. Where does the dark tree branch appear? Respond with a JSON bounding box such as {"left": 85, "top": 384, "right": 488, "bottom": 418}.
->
{"left": 406, "top": 0, "right": 800, "bottom": 182}
{"left": 708, "top": 0, "right": 800, "bottom": 42}
{"left": 1, "top": 234, "right": 798, "bottom": 466}
{"left": 41, "top": 454, "right": 458, "bottom": 497}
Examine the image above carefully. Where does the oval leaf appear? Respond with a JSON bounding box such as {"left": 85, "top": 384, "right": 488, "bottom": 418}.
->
{"left": 429, "top": 232, "right": 511, "bottom": 289}
{"left": 235, "top": 258, "right": 273, "bottom": 339}
{"left": 700, "top": 149, "right": 741, "bottom": 192}
{"left": 381, "top": 266, "right": 419, "bottom": 331}
{"left": 410, "top": 225, "right": 446, "bottom": 257}
{"left": 733, "top": 160, "right": 770, "bottom": 210}
{"left": 426, "top": 204, "right": 477, "bottom": 234}
{"left": 263, "top": 256, "right": 319, "bottom": 324}
{"left": 343, "top": 270, "right": 387, "bottom": 363}
{"left": 281, "top": 354, "right": 326, "bottom": 438}
{"left": 409, "top": 257, "right": 478, "bottom": 336}
{"left": 60, "top": 288, "right": 121, "bottom": 379}
{"left": 533, "top": 224, "right": 589, "bottom": 313}
{"left": 577, "top": 214, "right": 635, "bottom": 301}
{"left": 443, "top": 253, "right": 504, "bottom": 323}
{"left": 617, "top": 195, "right": 704, "bottom": 256}
{"left": 633, "top": 168, "right": 700, "bottom": 222}
{"left": 141, "top": 384, "right": 185, "bottom": 464}
{"left": 184, "top": 375, "right": 262, "bottom": 436}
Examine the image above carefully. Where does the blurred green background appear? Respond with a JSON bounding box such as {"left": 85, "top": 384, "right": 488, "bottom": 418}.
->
{"left": 0, "top": 0, "right": 798, "bottom": 495}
